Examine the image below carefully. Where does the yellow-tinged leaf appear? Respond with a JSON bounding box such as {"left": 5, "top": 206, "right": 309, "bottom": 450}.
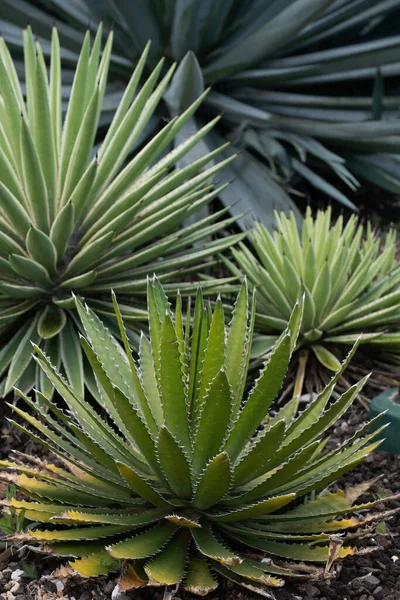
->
{"left": 165, "top": 514, "right": 201, "bottom": 528}
{"left": 28, "top": 524, "right": 136, "bottom": 542}
{"left": 55, "top": 507, "right": 168, "bottom": 526}
{"left": 223, "top": 561, "right": 284, "bottom": 587}
{"left": 212, "top": 562, "right": 284, "bottom": 596}
{"left": 118, "top": 563, "right": 148, "bottom": 590}
{"left": 311, "top": 344, "right": 341, "bottom": 372}
{"left": 184, "top": 557, "right": 219, "bottom": 595}
{"left": 71, "top": 551, "right": 119, "bottom": 577}
{"left": 192, "top": 521, "right": 242, "bottom": 566}
{"left": 108, "top": 521, "right": 177, "bottom": 559}
{"left": 22, "top": 509, "right": 62, "bottom": 523}
{"left": 144, "top": 530, "right": 190, "bottom": 585}
{"left": 228, "top": 536, "right": 355, "bottom": 563}
{"left": 37, "top": 305, "right": 67, "bottom": 339}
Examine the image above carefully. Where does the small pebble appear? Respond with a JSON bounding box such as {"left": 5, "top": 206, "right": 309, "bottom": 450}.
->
{"left": 373, "top": 586, "right": 385, "bottom": 600}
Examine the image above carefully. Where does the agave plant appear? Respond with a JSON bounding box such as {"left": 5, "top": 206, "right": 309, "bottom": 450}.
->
{"left": 227, "top": 208, "right": 400, "bottom": 396}
{"left": 0, "top": 26, "right": 241, "bottom": 397}
{"left": 3, "top": 0, "right": 400, "bottom": 227}
{"left": 0, "top": 278, "right": 398, "bottom": 596}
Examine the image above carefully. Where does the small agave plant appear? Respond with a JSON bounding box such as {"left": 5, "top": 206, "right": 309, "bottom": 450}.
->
{"left": 0, "top": 26, "right": 240, "bottom": 397}
{"left": 227, "top": 208, "right": 400, "bottom": 395}
{"left": 0, "top": 278, "right": 397, "bottom": 596}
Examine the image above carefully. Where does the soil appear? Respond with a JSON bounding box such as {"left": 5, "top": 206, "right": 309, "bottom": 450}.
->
{"left": 0, "top": 398, "right": 399, "bottom": 600}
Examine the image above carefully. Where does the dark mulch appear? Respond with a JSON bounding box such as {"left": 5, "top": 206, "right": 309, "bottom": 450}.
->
{"left": 0, "top": 400, "right": 399, "bottom": 600}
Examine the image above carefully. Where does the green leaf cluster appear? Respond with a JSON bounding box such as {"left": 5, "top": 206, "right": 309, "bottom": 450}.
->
{"left": 0, "top": 279, "right": 394, "bottom": 595}
{"left": 3, "top": 1, "right": 400, "bottom": 225}
{"left": 0, "top": 26, "right": 240, "bottom": 397}
{"left": 229, "top": 208, "right": 400, "bottom": 372}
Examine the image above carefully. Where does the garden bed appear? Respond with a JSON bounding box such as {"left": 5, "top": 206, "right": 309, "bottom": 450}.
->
{"left": 0, "top": 3, "right": 400, "bottom": 598}
{"left": 1, "top": 401, "right": 399, "bottom": 600}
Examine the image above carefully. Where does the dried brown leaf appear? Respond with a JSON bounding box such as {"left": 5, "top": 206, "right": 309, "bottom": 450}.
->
{"left": 118, "top": 563, "right": 148, "bottom": 591}
{"left": 344, "top": 478, "right": 380, "bottom": 505}
{"left": 325, "top": 536, "right": 346, "bottom": 573}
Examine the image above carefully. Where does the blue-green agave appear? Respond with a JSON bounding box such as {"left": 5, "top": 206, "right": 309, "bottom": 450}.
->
{"left": 0, "top": 279, "right": 397, "bottom": 596}
{"left": 3, "top": 0, "right": 400, "bottom": 226}
{"left": 0, "top": 26, "right": 240, "bottom": 398}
